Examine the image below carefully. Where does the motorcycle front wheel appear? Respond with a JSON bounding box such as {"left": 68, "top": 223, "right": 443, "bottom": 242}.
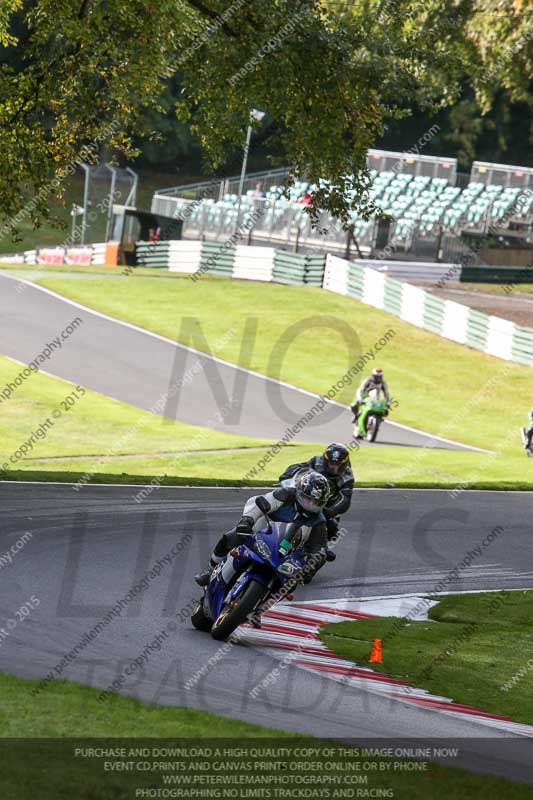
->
{"left": 211, "top": 580, "right": 266, "bottom": 640}
{"left": 191, "top": 599, "right": 213, "bottom": 632}
{"left": 366, "top": 414, "right": 380, "bottom": 442}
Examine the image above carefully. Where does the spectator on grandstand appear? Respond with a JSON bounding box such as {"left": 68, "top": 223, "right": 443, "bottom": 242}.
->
{"left": 253, "top": 181, "right": 267, "bottom": 199}
{"left": 298, "top": 191, "right": 312, "bottom": 206}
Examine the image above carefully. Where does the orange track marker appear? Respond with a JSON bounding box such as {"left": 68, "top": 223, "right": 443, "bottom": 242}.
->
{"left": 369, "top": 638, "right": 382, "bottom": 663}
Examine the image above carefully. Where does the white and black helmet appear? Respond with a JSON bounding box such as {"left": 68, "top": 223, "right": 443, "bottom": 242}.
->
{"left": 294, "top": 470, "right": 330, "bottom": 515}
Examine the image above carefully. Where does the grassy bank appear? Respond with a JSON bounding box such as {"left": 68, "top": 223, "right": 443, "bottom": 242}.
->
{"left": 0, "top": 354, "right": 281, "bottom": 481}
{"left": 8, "top": 445, "right": 532, "bottom": 491}
{"left": 0, "top": 263, "right": 208, "bottom": 278}
{"left": 0, "top": 172, "right": 174, "bottom": 254}
{"left": 320, "top": 590, "right": 533, "bottom": 726}
{"left": 18, "top": 272, "right": 529, "bottom": 489}
{"left": 36, "top": 274, "right": 530, "bottom": 454}
{"left": 0, "top": 345, "right": 527, "bottom": 488}
{"left": 1, "top": 671, "right": 531, "bottom": 799}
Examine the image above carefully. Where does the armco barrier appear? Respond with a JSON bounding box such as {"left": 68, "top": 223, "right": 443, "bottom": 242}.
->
{"left": 37, "top": 247, "right": 66, "bottom": 265}
{"left": 0, "top": 253, "right": 24, "bottom": 264}
{"left": 324, "top": 254, "right": 533, "bottom": 367}
{"left": 364, "top": 260, "right": 533, "bottom": 285}
{"left": 461, "top": 265, "right": 533, "bottom": 284}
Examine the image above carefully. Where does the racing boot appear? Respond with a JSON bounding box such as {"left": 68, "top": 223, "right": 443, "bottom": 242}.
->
{"left": 194, "top": 557, "right": 219, "bottom": 587}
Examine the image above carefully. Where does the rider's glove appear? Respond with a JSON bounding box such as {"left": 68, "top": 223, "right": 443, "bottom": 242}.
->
{"left": 235, "top": 515, "right": 254, "bottom": 534}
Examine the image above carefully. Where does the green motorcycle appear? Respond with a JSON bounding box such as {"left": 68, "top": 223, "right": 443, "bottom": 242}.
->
{"left": 355, "top": 389, "right": 389, "bottom": 442}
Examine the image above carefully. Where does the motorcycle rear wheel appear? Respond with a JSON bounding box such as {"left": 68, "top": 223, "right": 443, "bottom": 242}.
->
{"left": 211, "top": 581, "right": 266, "bottom": 640}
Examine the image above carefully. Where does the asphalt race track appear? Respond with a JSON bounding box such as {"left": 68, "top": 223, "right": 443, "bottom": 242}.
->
{"left": 1, "top": 483, "right": 532, "bottom": 780}
{"left": 0, "top": 273, "right": 479, "bottom": 451}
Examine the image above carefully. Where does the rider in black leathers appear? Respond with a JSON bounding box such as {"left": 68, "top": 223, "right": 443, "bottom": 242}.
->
{"left": 524, "top": 407, "right": 533, "bottom": 451}
{"left": 278, "top": 443, "right": 354, "bottom": 558}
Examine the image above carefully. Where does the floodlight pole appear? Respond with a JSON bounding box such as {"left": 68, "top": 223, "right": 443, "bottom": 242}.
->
{"left": 125, "top": 167, "right": 139, "bottom": 208}
{"left": 235, "top": 109, "right": 265, "bottom": 233}
{"left": 105, "top": 164, "right": 118, "bottom": 242}
{"left": 81, "top": 163, "right": 90, "bottom": 245}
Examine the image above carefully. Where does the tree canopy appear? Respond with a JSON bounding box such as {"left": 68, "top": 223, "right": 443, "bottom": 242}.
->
{"left": 0, "top": 0, "right": 531, "bottom": 235}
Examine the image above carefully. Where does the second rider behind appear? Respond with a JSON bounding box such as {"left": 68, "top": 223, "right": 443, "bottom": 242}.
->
{"left": 278, "top": 443, "right": 355, "bottom": 553}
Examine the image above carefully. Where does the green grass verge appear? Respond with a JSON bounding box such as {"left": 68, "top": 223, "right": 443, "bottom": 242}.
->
{"left": 9, "top": 445, "right": 533, "bottom": 491}
{"left": 0, "top": 346, "right": 526, "bottom": 489}
{"left": 0, "top": 354, "right": 282, "bottom": 481}
{"left": 0, "top": 262, "right": 215, "bottom": 278}
{"left": 6, "top": 349, "right": 521, "bottom": 489}
{"left": 0, "top": 670, "right": 290, "bottom": 738}
{"left": 35, "top": 274, "right": 530, "bottom": 450}
{"left": 1, "top": 671, "right": 531, "bottom": 799}
{"left": 320, "top": 590, "right": 533, "bottom": 726}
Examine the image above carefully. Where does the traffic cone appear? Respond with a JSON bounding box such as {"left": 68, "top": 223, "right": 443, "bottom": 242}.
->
{"left": 369, "top": 639, "right": 382, "bottom": 663}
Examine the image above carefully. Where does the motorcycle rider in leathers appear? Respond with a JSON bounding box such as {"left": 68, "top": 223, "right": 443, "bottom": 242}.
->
{"left": 195, "top": 471, "right": 331, "bottom": 589}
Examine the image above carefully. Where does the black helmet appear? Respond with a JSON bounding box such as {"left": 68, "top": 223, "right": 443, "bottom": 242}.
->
{"left": 323, "top": 443, "right": 350, "bottom": 476}
{"left": 294, "top": 471, "right": 330, "bottom": 516}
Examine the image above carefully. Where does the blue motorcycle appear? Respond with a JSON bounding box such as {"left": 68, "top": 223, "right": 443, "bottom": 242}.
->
{"left": 191, "top": 497, "right": 307, "bottom": 640}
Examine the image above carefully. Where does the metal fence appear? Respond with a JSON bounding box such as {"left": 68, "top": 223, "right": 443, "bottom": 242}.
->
{"left": 154, "top": 196, "right": 371, "bottom": 256}
{"left": 154, "top": 167, "right": 291, "bottom": 204}
{"left": 150, "top": 192, "right": 533, "bottom": 266}
{"left": 154, "top": 148, "right": 459, "bottom": 206}
{"left": 367, "top": 149, "right": 457, "bottom": 183}
{"left": 471, "top": 161, "right": 533, "bottom": 189}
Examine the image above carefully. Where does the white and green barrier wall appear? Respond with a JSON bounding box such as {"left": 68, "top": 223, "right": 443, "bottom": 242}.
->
{"left": 324, "top": 254, "right": 533, "bottom": 367}
{"left": 136, "top": 240, "right": 326, "bottom": 286}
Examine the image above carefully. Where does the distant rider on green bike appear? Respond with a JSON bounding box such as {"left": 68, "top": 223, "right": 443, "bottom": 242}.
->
{"left": 350, "top": 367, "right": 391, "bottom": 423}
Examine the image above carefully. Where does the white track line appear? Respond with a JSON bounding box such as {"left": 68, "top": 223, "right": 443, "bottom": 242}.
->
{"left": 2, "top": 481, "right": 532, "bottom": 494}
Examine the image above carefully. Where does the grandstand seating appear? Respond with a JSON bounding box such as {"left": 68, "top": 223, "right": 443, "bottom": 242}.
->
{"left": 154, "top": 153, "right": 533, "bottom": 253}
